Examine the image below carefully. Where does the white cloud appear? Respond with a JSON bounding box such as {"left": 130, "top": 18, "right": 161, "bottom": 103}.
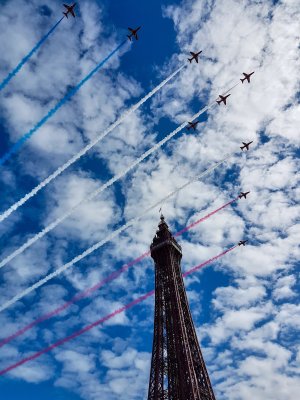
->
{"left": 56, "top": 349, "right": 95, "bottom": 373}
{"left": 273, "top": 274, "right": 297, "bottom": 300}
{"left": 44, "top": 171, "right": 120, "bottom": 242}
{"left": 213, "top": 279, "right": 267, "bottom": 310}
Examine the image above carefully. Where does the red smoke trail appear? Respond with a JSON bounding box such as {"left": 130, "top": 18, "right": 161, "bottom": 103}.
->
{"left": 0, "top": 290, "right": 155, "bottom": 377}
{"left": 0, "top": 198, "right": 237, "bottom": 348}
{"left": 0, "top": 246, "right": 236, "bottom": 377}
{"left": 0, "top": 250, "right": 150, "bottom": 348}
{"left": 174, "top": 198, "right": 238, "bottom": 237}
{"left": 183, "top": 246, "right": 237, "bottom": 278}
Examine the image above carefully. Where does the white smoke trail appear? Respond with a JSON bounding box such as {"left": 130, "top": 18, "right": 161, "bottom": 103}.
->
{"left": 0, "top": 99, "right": 218, "bottom": 270}
{"left": 0, "top": 153, "right": 232, "bottom": 313}
{"left": 0, "top": 77, "right": 243, "bottom": 269}
{"left": 0, "top": 65, "right": 186, "bottom": 224}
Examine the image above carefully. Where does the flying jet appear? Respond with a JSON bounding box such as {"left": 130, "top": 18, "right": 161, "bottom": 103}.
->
{"left": 127, "top": 26, "right": 141, "bottom": 41}
{"left": 238, "top": 240, "right": 248, "bottom": 246}
{"left": 216, "top": 94, "right": 231, "bottom": 105}
{"left": 240, "top": 71, "right": 255, "bottom": 83}
{"left": 188, "top": 51, "right": 202, "bottom": 63}
{"left": 63, "top": 3, "right": 76, "bottom": 18}
{"left": 239, "top": 191, "right": 250, "bottom": 199}
{"left": 240, "top": 141, "right": 253, "bottom": 151}
{"left": 187, "top": 120, "right": 200, "bottom": 131}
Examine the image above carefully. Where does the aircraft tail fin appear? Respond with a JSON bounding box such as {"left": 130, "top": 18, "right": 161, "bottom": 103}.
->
{"left": 240, "top": 146, "right": 243, "bottom": 150}
{"left": 63, "top": 12, "right": 68, "bottom": 18}
{"left": 188, "top": 58, "right": 192, "bottom": 63}
{"left": 127, "top": 35, "right": 132, "bottom": 41}
{"left": 240, "top": 78, "right": 245, "bottom": 83}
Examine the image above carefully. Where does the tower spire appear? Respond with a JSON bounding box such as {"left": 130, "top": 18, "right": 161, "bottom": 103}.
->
{"left": 147, "top": 217, "right": 216, "bottom": 399}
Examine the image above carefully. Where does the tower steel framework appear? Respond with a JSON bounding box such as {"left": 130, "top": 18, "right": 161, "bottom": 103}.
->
{"left": 147, "top": 215, "right": 216, "bottom": 400}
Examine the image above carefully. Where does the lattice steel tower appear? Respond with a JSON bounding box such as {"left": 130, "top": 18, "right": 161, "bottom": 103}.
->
{"left": 147, "top": 215, "right": 216, "bottom": 400}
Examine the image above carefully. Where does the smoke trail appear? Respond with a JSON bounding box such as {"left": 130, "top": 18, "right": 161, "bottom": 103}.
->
{"left": 183, "top": 246, "right": 237, "bottom": 278}
{"left": 0, "top": 100, "right": 217, "bottom": 270}
{"left": 174, "top": 197, "right": 238, "bottom": 237}
{"left": 0, "top": 290, "right": 155, "bottom": 377}
{"left": 0, "top": 40, "right": 127, "bottom": 167}
{"left": 0, "top": 65, "right": 186, "bottom": 224}
{"left": 0, "top": 250, "right": 151, "bottom": 348}
{"left": 0, "top": 153, "right": 231, "bottom": 314}
{"left": 0, "top": 18, "right": 64, "bottom": 92}
{"left": 0, "top": 246, "right": 236, "bottom": 376}
{"left": 0, "top": 197, "right": 237, "bottom": 347}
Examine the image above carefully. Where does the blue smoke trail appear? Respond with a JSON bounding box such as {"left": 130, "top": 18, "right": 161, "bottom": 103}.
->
{"left": 0, "top": 17, "right": 64, "bottom": 93}
{"left": 0, "top": 40, "right": 127, "bottom": 167}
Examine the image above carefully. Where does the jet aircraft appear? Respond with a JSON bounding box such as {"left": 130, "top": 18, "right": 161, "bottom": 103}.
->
{"left": 240, "top": 72, "right": 254, "bottom": 83}
{"left": 238, "top": 240, "right": 248, "bottom": 246}
{"left": 240, "top": 141, "right": 253, "bottom": 151}
{"left": 187, "top": 120, "right": 200, "bottom": 131}
{"left": 239, "top": 191, "right": 250, "bottom": 199}
{"left": 216, "top": 94, "right": 231, "bottom": 105}
{"left": 63, "top": 3, "right": 76, "bottom": 18}
{"left": 188, "top": 51, "right": 202, "bottom": 63}
{"left": 127, "top": 27, "right": 141, "bottom": 41}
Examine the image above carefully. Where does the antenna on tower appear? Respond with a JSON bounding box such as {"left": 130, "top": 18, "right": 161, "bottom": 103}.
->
{"left": 158, "top": 206, "right": 164, "bottom": 219}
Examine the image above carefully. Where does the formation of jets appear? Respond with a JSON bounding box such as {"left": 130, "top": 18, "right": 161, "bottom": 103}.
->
{"left": 127, "top": 26, "right": 141, "bottom": 41}
{"left": 61, "top": 9, "right": 254, "bottom": 251}
{"left": 63, "top": 3, "right": 76, "bottom": 18}
{"left": 60, "top": 8, "right": 255, "bottom": 108}
{"left": 188, "top": 51, "right": 202, "bottom": 63}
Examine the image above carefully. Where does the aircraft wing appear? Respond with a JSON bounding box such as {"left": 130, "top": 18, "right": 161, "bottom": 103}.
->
{"left": 70, "top": 9, "right": 75, "bottom": 17}
{"left": 135, "top": 33, "right": 139, "bottom": 40}
{"left": 64, "top": 3, "right": 69, "bottom": 7}
{"left": 128, "top": 27, "right": 134, "bottom": 32}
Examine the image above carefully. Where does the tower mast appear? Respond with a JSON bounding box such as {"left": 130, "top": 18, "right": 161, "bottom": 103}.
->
{"left": 147, "top": 215, "right": 216, "bottom": 400}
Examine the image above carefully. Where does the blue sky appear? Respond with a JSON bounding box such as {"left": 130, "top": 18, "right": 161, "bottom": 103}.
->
{"left": 0, "top": 0, "right": 299, "bottom": 399}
